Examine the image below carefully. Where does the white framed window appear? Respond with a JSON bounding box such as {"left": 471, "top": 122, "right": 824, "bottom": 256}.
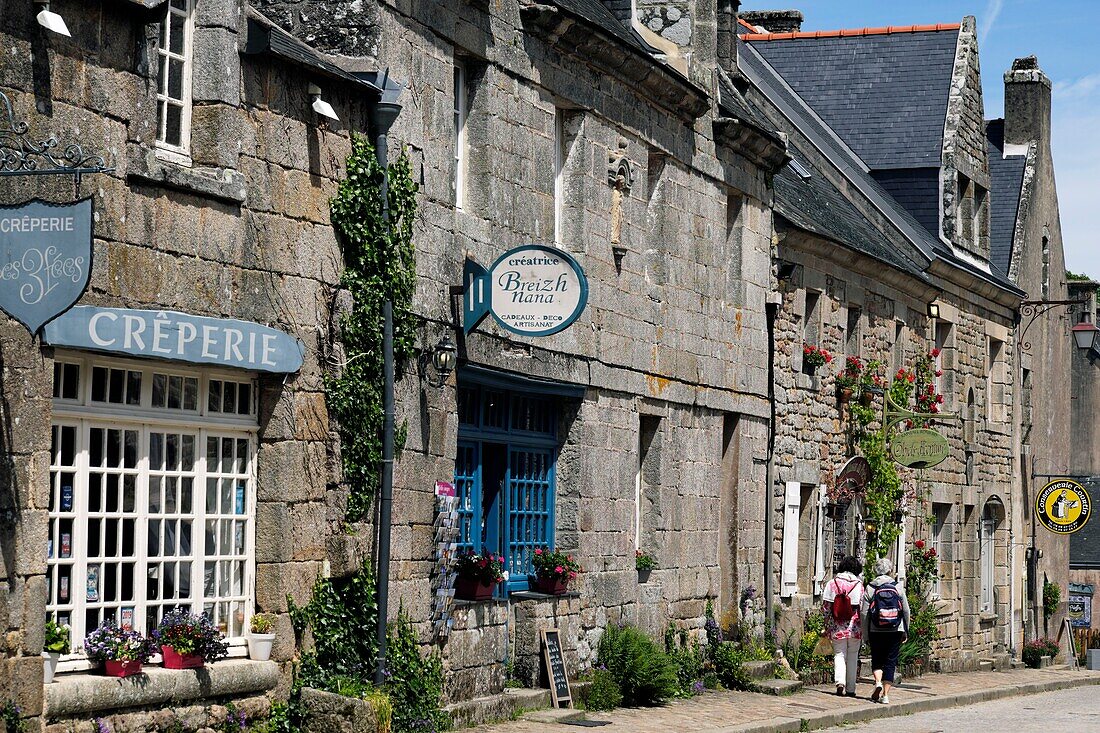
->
{"left": 47, "top": 354, "right": 258, "bottom": 672}
{"left": 156, "top": 0, "right": 196, "bottom": 163}
{"left": 931, "top": 503, "right": 951, "bottom": 599}
{"left": 453, "top": 60, "right": 467, "bottom": 211}
{"left": 980, "top": 506, "right": 995, "bottom": 613}
{"left": 987, "top": 337, "right": 1006, "bottom": 423}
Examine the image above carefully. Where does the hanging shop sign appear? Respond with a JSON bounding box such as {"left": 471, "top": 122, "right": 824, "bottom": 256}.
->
{"left": 835, "top": 456, "right": 872, "bottom": 496}
{"left": 0, "top": 198, "right": 93, "bottom": 335}
{"left": 463, "top": 245, "right": 588, "bottom": 337}
{"left": 1035, "top": 478, "right": 1092, "bottom": 535}
{"left": 1068, "top": 593, "right": 1092, "bottom": 628}
{"left": 43, "top": 306, "right": 305, "bottom": 374}
{"left": 889, "top": 428, "right": 950, "bottom": 469}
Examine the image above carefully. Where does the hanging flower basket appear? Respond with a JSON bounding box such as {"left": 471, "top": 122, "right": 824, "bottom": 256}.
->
{"left": 104, "top": 659, "right": 143, "bottom": 678}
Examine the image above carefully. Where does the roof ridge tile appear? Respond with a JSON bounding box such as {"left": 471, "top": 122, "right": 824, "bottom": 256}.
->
{"left": 741, "top": 22, "right": 960, "bottom": 41}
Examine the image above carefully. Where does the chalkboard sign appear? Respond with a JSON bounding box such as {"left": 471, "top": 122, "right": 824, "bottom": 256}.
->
{"left": 541, "top": 628, "right": 572, "bottom": 708}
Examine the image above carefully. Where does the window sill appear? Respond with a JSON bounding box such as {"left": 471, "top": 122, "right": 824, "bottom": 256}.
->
{"left": 452, "top": 597, "right": 510, "bottom": 607}
{"left": 985, "top": 420, "right": 1011, "bottom": 436}
{"left": 44, "top": 659, "right": 279, "bottom": 718}
{"left": 979, "top": 612, "right": 998, "bottom": 624}
{"left": 510, "top": 590, "right": 581, "bottom": 602}
{"left": 128, "top": 149, "right": 246, "bottom": 205}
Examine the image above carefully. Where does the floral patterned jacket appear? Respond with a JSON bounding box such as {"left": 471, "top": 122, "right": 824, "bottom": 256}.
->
{"left": 821, "top": 572, "right": 864, "bottom": 641}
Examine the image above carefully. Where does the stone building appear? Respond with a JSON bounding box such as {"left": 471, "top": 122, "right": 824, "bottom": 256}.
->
{"left": 0, "top": 1, "right": 1079, "bottom": 730}
{"left": 740, "top": 12, "right": 1074, "bottom": 663}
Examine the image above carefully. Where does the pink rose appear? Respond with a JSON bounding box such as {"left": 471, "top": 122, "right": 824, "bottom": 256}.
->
{"left": 534, "top": 548, "right": 542, "bottom": 555}
{"left": 555, "top": 565, "right": 564, "bottom": 574}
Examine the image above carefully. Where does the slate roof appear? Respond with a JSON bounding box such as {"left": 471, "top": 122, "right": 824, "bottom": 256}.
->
{"left": 986, "top": 119, "right": 1028, "bottom": 275}
{"left": 774, "top": 148, "right": 932, "bottom": 280}
{"left": 738, "top": 39, "right": 934, "bottom": 274}
{"left": 745, "top": 27, "right": 960, "bottom": 170}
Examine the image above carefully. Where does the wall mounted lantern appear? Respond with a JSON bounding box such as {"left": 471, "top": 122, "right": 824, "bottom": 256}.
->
{"left": 35, "top": 1, "right": 70, "bottom": 37}
{"left": 308, "top": 83, "right": 339, "bottom": 121}
{"left": 927, "top": 302, "right": 940, "bottom": 319}
{"left": 424, "top": 335, "right": 457, "bottom": 387}
{"left": 1072, "top": 311, "right": 1100, "bottom": 351}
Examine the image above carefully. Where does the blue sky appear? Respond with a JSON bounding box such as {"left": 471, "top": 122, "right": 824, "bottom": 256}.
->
{"left": 742, "top": 1, "right": 1098, "bottom": 277}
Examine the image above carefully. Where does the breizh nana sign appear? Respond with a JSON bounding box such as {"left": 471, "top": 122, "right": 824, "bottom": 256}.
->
{"left": 463, "top": 244, "right": 588, "bottom": 336}
{"left": 0, "top": 198, "right": 93, "bottom": 334}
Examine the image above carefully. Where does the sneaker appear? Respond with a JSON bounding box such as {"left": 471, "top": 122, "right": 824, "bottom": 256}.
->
{"left": 880, "top": 694, "right": 890, "bottom": 704}
{"left": 870, "top": 684, "right": 883, "bottom": 702}
{"left": 836, "top": 684, "right": 845, "bottom": 696}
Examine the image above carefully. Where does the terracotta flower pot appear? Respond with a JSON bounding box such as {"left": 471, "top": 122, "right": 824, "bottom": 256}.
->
{"left": 104, "top": 659, "right": 143, "bottom": 677}
{"left": 837, "top": 387, "right": 853, "bottom": 404}
{"left": 535, "top": 575, "right": 569, "bottom": 595}
{"left": 161, "top": 646, "right": 204, "bottom": 669}
{"left": 454, "top": 576, "right": 498, "bottom": 601}
{"left": 860, "top": 390, "right": 874, "bottom": 407}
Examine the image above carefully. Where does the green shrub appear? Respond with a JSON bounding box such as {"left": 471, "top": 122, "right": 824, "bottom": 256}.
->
{"left": 386, "top": 613, "right": 450, "bottom": 732}
{"left": 1043, "top": 581, "right": 1061, "bottom": 621}
{"left": 582, "top": 667, "right": 623, "bottom": 711}
{"left": 597, "top": 624, "right": 678, "bottom": 706}
{"left": 711, "top": 641, "right": 753, "bottom": 691}
{"left": 663, "top": 626, "right": 704, "bottom": 698}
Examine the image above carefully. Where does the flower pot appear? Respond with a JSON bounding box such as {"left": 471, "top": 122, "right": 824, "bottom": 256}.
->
{"left": 161, "top": 646, "right": 204, "bottom": 669}
{"left": 804, "top": 362, "right": 818, "bottom": 376}
{"left": 455, "top": 576, "right": 498, "bottom": 601}
{"left": 860, "top": 390, "right": 874, "bottom": 407}
{"left": 637, "top": 568, "right": 652, "bottom": 583}
{"left": 535, "top": 575, "right": 569, "bottom": 595}
{"left": 104, "top": 659, "right": 143, "bottom": 678}
{"left": 837, "top": 387, "right": 853, "bottom": 404}
{"left": 43, "top": 651, "right": 60, "bottom": 684}
{"left": 247, "top": 633, "right": 276, "bottom": 662}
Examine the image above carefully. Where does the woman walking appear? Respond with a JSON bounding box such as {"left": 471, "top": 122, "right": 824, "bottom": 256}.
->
{"left": 822, "top": 555, "right": 864, "bottom": 696}
{"left": 861, "top": 557, "right": 911, "bottom": 704}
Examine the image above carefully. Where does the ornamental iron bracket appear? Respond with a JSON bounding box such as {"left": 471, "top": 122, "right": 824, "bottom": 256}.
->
{"left": 0, "top": 90, "right": 115, "bottom": 188}
{"left": 881, "top": 389, "right": 959, "bottom": 437}
{"left": 1017, "top": 299, "right": 1086, "bottom": 355}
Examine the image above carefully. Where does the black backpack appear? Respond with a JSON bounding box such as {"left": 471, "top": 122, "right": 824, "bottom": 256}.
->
{"left": 868, "top": 582, "right": 903, "bottom": 631}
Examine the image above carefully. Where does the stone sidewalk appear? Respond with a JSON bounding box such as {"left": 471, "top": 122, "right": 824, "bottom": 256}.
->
{"left": 467, "top": 667, "right": 1100, "bottom": 733}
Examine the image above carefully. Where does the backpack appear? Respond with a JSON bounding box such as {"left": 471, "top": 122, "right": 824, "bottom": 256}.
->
{"left": 869, "top": 582, "right": 904, "bottom": 631}
{"left": 830, "top": 579, "right": 857, "bottom": 621}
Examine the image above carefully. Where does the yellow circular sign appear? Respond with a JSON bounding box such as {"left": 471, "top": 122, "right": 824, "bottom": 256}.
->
{"left": 1035, "top": 479, "right": 1092, "bottom": 534}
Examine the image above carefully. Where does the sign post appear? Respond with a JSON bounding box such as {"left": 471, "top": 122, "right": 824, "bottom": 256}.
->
{"left": 463, "top": 245, "right": 588, "bottom": 337}
{"left": 540, "top": 628, "right": 572, "bottom": 708}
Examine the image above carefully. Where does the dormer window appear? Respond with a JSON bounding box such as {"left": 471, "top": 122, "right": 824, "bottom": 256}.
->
{"left": 156, "top": 0, "right": 195, "bottom": 163}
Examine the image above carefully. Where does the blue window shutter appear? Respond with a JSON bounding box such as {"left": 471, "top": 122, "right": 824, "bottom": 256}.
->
{"left": 505, "top": 447, "right": 555, "bottom": 592}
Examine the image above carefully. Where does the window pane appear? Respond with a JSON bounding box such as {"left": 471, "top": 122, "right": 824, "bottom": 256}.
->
{"left": 169, "top": 11, "right": 186, "bottom": 55}
{"left": 208, "top": 382, "right": 221, "bottom": 413}
{"left": 153, "top": 373, "right": 167, "bottom": 408}
{"left": 164, "top": 104, "right": 182, "bottom": 147}
{"left": 237, "top": 382, "right": 251, "bottom": 415}
{"left": 91, "top": 366, "right": 107, "bottom": 402}
{"left": 126, "top": 371, "right": 142, "bottom": 405}
{"left": 168, "top": 376, "right": 182, "bottom": 410}
{"left": 183, "top": 378, "right": 198, "bottom": 411}
{"left": 108, "top": 369, "right": 125, "bottom": 403}
{"left": 53, "top": 363, "right": 62, "bottom": 399}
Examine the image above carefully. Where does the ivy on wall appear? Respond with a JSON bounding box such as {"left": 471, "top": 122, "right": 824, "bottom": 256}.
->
{"left": 327, "top": 135, "right": 419, "bottom": 520}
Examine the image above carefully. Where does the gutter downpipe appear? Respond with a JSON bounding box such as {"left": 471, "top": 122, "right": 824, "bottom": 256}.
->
{"left": 371, "top": 85, "right": 403, "bottom": 686}
{"left": 764, "top": 301, "right": 778, "bottom": 625}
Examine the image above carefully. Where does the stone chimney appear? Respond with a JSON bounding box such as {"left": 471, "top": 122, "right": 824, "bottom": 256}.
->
{"left": 1003, "top": 55, "right": 1052, "bottom": 146}
{"left": 717, "top": 0, "right": 741, "bottom": 73}
{"left": 738, "top": 9, "right": 804, "bottom": 33}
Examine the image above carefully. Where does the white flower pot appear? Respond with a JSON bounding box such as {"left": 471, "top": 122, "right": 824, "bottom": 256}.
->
{"left": 247, "top": 633, "right": 276, "bottom": 662}
{"left": 43, "top": 651, "right": 61, "bottom": 684}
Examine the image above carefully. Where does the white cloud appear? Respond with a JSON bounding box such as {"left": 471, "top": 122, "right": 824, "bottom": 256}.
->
{"left": 979, "top": 0, "right": 1005, "bottom": 44}
{"left": 1054, "top": 73, "right": 1100, "bottom": 101}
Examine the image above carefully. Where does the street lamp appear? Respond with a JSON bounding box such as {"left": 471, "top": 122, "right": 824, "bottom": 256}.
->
{"left": 1071, "top": 311, "right": 1099, "bottom": 351}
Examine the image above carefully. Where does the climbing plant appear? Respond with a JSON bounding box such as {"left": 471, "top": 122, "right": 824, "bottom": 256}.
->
{"left": 327, "top": 134, "right": 419, "bottom": 520}
{"left": 849, "top": 349, "right": 944, "bottom": 563}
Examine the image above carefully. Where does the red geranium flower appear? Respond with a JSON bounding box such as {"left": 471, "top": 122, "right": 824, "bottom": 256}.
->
{"left": 915, "top": 540, "right": 925, "bottom": 549}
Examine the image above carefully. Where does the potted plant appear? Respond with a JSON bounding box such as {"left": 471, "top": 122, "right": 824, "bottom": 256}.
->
{"left": 247, "top": 613, "right": 277, "bottom": 662}
{"left": 802, "top": 345, "right": 832, "bottom": 376}
{"left": 835, "top": 356, "right": 863, "bottom": 403}
{"left": 453, "top": 550, "right": 507, "bottom": 601}
{"left": 43, "top": 619, "right": 70, "bottom": 684}
{"left": 531, "top": 547, "right": 581, "bottom": 595}
{"left": 635, "top": 549, "right": 657, "bottom": 582}
{"left": 83, "top": 623, "right": 156, "bottom": 677}
{"left": 154, "top": 609, "right": 229, "bottom": 669}
{"left": 859, "top": 360, "right": 886, "bottom": 406}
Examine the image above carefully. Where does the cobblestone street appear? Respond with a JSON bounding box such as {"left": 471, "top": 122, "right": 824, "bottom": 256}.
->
{"left": 469, "top": 668, "right": 1100, "bottom": 733}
